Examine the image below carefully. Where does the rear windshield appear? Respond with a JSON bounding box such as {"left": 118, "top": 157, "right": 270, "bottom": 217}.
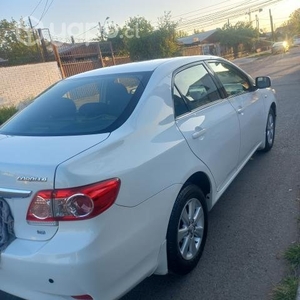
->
{"left": 0, "top": 72, "right": 151, "bottom": 136}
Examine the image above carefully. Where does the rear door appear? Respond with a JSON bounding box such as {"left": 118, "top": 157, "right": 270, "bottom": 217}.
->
{"left": 174, "top": 63, "right": 240, "bottom": 192}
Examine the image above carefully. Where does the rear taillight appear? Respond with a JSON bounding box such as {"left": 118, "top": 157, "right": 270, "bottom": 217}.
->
{"left": 72, "top": 295, "right": 93, "bottom": 300}
{"left": 26, "top": 178, "right": 120, "bottom": 225}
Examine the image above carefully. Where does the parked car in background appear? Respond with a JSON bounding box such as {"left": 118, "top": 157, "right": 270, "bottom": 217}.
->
{"left": 0, "top": 55, "right": 277, "bottom": 300}
{"left": 272, "top": 41, "right": 289, "bottom": 54}
{"left": 293, "top": 36, "right": 300, "bottom": 46}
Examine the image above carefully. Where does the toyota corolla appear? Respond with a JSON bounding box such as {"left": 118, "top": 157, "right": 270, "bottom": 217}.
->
{"left": 0, "top": 56, "right": 277, "bottom": 300}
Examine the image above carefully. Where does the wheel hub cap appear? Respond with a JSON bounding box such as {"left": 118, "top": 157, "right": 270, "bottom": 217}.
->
{"left": 177, "top": 198, "right": 204, "bottom": 260}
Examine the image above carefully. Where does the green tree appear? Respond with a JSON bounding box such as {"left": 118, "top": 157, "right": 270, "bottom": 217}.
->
{"left": 0, "top": 18, "right": 41, "bottom": 65}
{"left": 193, "top": 29, "right": 205, "bottom": 34}
{"left": 125, "top": 13, "right": 179, "bottom": 61}
{"left": 156, "top": 12, "right": 179, "bottom": 58}
{"left": 177, "top": 30, "right": 188, "bottom": 38}
{"left": 106, "top": 23, "right": 129, "bottom": 56}
{"left": 97, "top": 13, "right": 180, "bottom": 61}
{"left": 124, "top": 16, "right": 154, "bottom": 61}
{"left": 216, "top": 21, "right": 259, "bottom": 58}
{"left": 288, "top": 8, "right": 300, "bottom": 36}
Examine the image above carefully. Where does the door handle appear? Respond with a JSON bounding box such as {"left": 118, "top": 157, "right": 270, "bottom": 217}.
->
{"left": 192, "top": 127, "right": 206, "bottom": 139}
{"left": 237, "top": 107, "right": 244, "bottom": 114}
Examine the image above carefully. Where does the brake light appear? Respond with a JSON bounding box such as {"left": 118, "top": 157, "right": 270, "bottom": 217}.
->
{"left": 72, "top": 295, "right": 93, "bottom": 300}
{"left": 26, "top": 178, "right": 120, "bottom": 225}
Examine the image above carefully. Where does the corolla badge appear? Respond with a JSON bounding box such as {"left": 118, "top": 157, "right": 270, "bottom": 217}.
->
{"left": 17, "top": 176, "right": 48, "bottom": 182}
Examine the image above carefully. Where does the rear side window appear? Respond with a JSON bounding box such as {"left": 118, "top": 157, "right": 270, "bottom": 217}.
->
{"left": 173, "top": 64, "right": 221, "bottom": 116}
{"left": 0, "top": 72, "right": 151, "bottom": 136}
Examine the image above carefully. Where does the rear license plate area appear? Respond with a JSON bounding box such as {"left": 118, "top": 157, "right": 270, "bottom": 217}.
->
{"left": 0, "top": 198, "right": 15, "bottom": 253}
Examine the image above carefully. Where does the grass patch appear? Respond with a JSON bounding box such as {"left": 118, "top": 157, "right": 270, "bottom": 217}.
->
{"left": 272, "top": 243, "right": 300, "bottom": 300}
{"left": 284, "top": 244, "right": 300, "bottom": 269}
{"left": 0, "top": 106, "right": 18, "bottom": 125}
{"left": 273, "top": 277, "right": 298, "bottom": 300}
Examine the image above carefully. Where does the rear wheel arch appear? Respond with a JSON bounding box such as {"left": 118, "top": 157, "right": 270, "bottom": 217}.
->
{"left": 166, "top": 184, "right": 208, "bottom": 274}
{"left": 270, "top": 102, "right": 277, "bottom": 117}
{"left": 182, "top": 172, "right": 212, "bottom": 210}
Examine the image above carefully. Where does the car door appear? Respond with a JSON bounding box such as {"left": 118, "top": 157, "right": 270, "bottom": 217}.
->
{"left": 207, "top": 61, "right": 265, "bottom": 163}
{"left": 174, "top": 63, "right": 240, "bottom": 192}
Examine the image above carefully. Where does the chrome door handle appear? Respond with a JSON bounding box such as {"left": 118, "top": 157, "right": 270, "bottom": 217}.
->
{"left": 237, "top": 107, "right": 244, "bottom": 114}
{"left": 192, "top": 127, "right": 206, "bottom": 139}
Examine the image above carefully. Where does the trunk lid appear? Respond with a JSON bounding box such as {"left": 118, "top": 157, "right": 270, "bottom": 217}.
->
{"left": 0, "top": 133, "right": 109, "bottom": 241}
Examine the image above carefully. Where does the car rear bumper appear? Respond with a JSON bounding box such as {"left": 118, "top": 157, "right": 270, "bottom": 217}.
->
{"left": 0, "top": 185, "right": 180, "bottom": 300}
{"left": 0, "top": 238, "right": 82, "bottom": 300}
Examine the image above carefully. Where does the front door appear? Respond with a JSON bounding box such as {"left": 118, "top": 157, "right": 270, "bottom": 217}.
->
{"left": 207, "top": 61, "right": 265, "bottom": 163}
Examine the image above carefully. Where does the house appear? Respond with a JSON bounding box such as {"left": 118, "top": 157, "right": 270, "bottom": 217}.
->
{"left": 177, "top": 29, "right": 221, "bottom": 56}
{"left": 178, "top": 29, "right": 218, "bottom": 45}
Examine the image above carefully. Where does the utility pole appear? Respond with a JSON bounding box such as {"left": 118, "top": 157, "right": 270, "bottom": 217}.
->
{"left": 248, "top": 9, "right": 251, "bottom": 23}
{"left": 38, "top": 28, "right": 49, "bottom": 62}
{"left": 28, "top": 16, "right": 44, "bottom": 62}
{"left": 98, "top": 17, "right": 110, "bottom": 41}
{"left": 98, "top": 22, "right": 104, "bottom": 41}
{"left": 269, "top": 9, "right": 275, "bottom": 42}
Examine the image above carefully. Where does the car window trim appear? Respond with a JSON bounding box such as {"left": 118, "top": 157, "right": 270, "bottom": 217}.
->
{"left": 171, "top": 61, "right": 224, "bottom": 118}
{"left": 175, "top": 98, "right": 227, "bottom": 120}
{"left": 204, "top": 59, "right": 256, "bottom": 97}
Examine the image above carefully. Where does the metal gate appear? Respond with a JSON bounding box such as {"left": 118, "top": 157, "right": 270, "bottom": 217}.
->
{"left": 52, "top": 42, "right": 116, "bottom": 78}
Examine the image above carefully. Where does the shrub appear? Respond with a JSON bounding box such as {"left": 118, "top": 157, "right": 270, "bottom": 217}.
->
{"left": 0, "top": 106, "right": 18, "bottom": 125}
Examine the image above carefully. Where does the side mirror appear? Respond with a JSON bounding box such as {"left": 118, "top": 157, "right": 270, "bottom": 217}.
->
{"left": 255, "top": 76, "right": 271, "bottom": 89}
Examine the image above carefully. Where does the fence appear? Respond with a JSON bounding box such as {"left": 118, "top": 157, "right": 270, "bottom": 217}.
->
{"left": 52, "top": 41, "right": 131, "bottom": 78}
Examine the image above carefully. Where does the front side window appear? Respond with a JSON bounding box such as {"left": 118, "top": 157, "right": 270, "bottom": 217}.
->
{"left": 173, "top": 64, "right": 221, "bottom": 115}
{"left": 208, "top": 62, "right": 252, "bottom": 97}
{"left": 0, "top": 72, "right": 151, "bottom": 136}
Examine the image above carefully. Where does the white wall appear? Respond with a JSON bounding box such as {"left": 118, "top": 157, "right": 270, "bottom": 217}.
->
{"left": 0, "top": 62, "right": 62, "bottom": 107}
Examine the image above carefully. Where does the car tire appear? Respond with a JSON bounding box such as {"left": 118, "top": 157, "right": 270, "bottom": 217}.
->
{"left": 167, "top": 184, "right": 208, "bottom": 275}
{"left": 261, "top": 107, "right": 276, "bottom": 152}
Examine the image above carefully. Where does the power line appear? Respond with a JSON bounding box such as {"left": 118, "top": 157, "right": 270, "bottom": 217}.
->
{"left": 75, "top": 24, "right": 99, "bottom": 37}
{"left": 178, "top": 0, "right": 281, "bottom": 26}
{"left": 173, "top": 0, "right": 256, "bottom": 23}
{"left": 42, "top": 0, "right": 55, "bottom": 18}
{"left": 29, "top": 0, "right": 43, "bottom": 16}
{"left": 177, "top": 0, "right": 260, "bottom": 25}
{"left": 40, "top": 0, "right": 49, "bottom": 21}
{"left": 33, "top": 0, "right": 55, "bottom": 27}
{"left": 172, "top": 0, "right": 230, "bottom": 20}
{"left": 177, "top": 0, "right": 283, "bottom": 31}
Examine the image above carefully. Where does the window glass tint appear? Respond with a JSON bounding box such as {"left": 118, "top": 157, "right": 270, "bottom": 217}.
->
{"left": 174, "top": 64, "right": 220, "bottom": 111}
{"left": 208, "top": 62, "right": 251, "bottom": 96}
{"left": 173, "top": 87, "right": 189, "bottom": 117}
{"left": 0, "top": 72, "right": 151, "bottom": 136}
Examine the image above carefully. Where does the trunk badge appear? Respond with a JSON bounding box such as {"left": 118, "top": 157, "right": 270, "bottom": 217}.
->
{"left": 17, "top": 176, "right": 48, "bottom": 182}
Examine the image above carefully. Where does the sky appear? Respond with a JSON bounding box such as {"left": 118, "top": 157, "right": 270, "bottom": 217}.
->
{"left": 0, "top": 0, "right": 299, "bottom": 42}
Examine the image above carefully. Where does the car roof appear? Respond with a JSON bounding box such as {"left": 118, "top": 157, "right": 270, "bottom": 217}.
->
{"left": 67, "top": 55, "right": 218, "bottom": 80}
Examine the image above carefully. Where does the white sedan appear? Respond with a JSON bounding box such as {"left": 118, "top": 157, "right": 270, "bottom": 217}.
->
{"left": 0, "top": 56, "right": 276, "bottom": 300}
